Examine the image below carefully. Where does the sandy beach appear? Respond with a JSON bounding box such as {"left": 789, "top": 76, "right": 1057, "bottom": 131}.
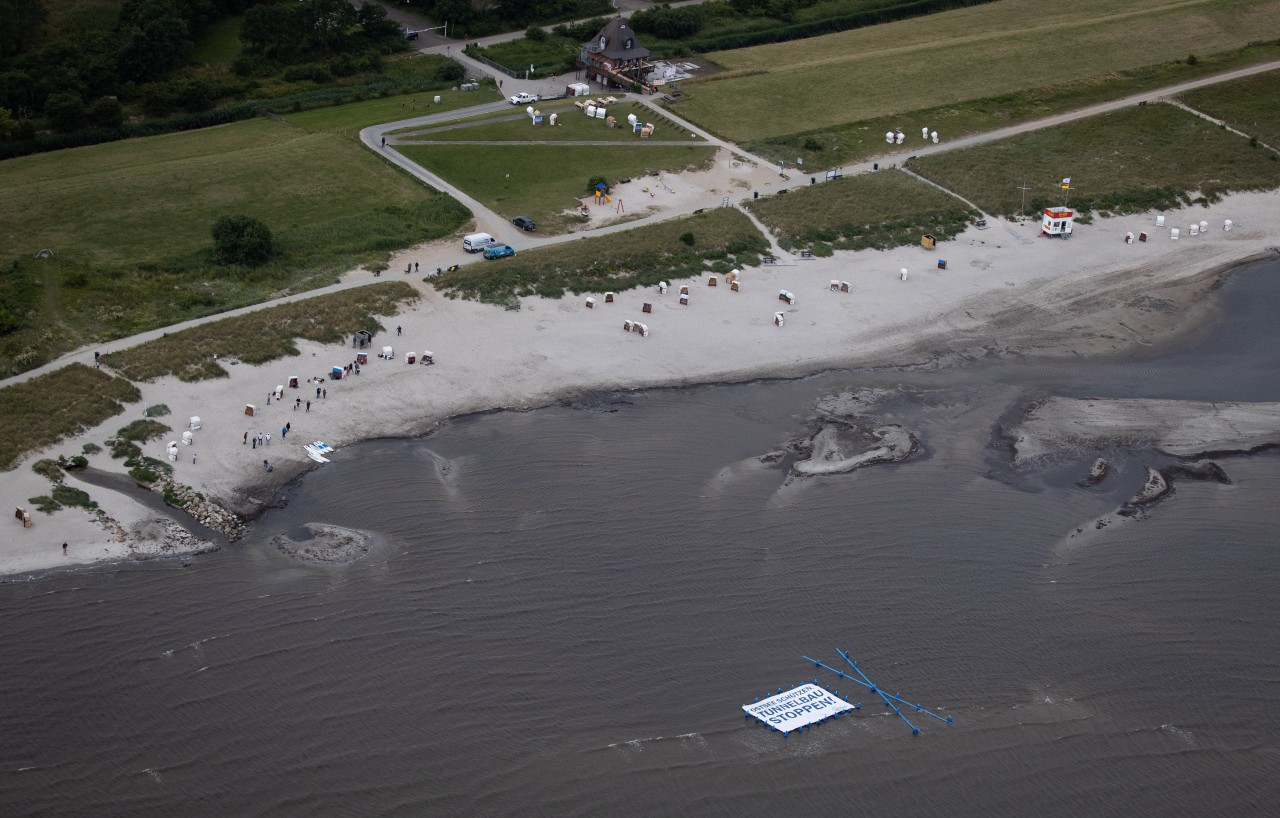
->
{"left": 4, "top": 183, "right": 1278, "bottom": 578}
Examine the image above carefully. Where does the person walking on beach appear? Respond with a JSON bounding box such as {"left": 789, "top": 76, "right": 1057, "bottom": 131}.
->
{"left": 316, "top": 386, "right": 321, "bottom": 398}
{"left": 265, "top": 432, "right": 271, "bottom": 445}
{"left": 295, "top": 397, "right": 301, "bottom": 410}
{"left": 244, "top": 431, "right": 248, "bottom": 445}
{"left": 253, "top": 436, "right": 257, "bottom": 449}
{"left": 193, "top": 454, "right": 197, "bottom": 465}
{"left": 323, "top": 388, "right": 327, "bottom": 399}
{"left": 397, "top": 325, "right": 402, "bottom": 336}
{"left": 62, "top": 542, "right": 67, "bottom": 555}
{"left": 306, "top": 400, "right": 311, "bottom": 412}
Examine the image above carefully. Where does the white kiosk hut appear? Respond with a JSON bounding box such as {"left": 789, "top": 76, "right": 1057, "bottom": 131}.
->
{"left": 1041, "top": 206, "right": 1075, "bottom": 237}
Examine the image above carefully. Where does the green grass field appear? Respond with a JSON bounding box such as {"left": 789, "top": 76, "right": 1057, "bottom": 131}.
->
{"left": 436, "top": 207, "right": 768, "bottom": 304}
{"left": 744, "top": 41, "right": 1280, "bottom": 169}
{"left": 746, "top": 169, "right": 976, "bottom": 252}
{"left": 675, "top": 0, "right": 1280, "bottom": 143}
{"left": 396, "top": 142, "right": 717, "bottom": 231}
{"left": 909, "top": 103, "right": 1280, "bottom": 217}
{"left": 0, "top": 118, "right": 434, "bottom": 269}
{"left": 0, "top": 97, "right": 474, "bottom": 377}
{"left": 0, "top": 363, "right": 141, "bottom": 472}
{"left": 1180, "top": 69, "right": 1280, "bottom": 148}
{"left": 283, "top": 82, "right": 486, "bottom": 139}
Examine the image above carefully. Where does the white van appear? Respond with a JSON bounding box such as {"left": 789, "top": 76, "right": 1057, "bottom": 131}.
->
{"left": 463, "top": 232, "right": 496, "bottom": 253}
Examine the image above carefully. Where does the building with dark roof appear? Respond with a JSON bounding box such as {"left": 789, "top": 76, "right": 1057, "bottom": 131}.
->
{"left": 580, "top": 18, "right": 652, "bottom": 89}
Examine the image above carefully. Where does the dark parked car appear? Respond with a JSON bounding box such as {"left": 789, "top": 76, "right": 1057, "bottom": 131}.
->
{"left": 404, "top": 30, "right": 419, "bottom": 40}
{"left": 513, "top": 216, "right": 536, "bottom": 232}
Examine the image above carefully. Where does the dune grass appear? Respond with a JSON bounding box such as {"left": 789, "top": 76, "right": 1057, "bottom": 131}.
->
{"left": 1179, "top": 68, "right": 1280, "bottom": 148}
{"left": 674, "top": 0, "right": 1280, "bottom": 143}
{"left": 396, "top": 142, "right": 717, "bottom": 231}
{"left": 0, "top": 363, "right": 141, "bottom": 471}
{"left": 435, "top": 207, "right": 769, "bottom": 305}
{"left": 746, "top": 169, "right": 976, "bottom": 252}
{"left": 102, "top": 281, "right": 419, "bottom": 382}
{"left": 908, "top": 103, "right": 1280, "bottom": 218}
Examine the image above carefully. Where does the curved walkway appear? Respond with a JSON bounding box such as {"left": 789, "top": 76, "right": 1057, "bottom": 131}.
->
{"left": 5, "top": 59, "right": 1278, "bottom": 390}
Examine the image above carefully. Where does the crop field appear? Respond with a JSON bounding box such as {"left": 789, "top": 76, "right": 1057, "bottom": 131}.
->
{"left": 674, "top": 0, "right": 1280, "bottom": 143}
{"left": 746, "top": 169, "right": 976, "bottom": 252}
{"left": 435, "top": 208, "right": 768, "bottom": 305}
{"left": 396, "top": 143, "right": 717, "bottom": 230}
{"left": 908, "top": 103, "right": 1280, "bottom": 217}
{"left": 396, "top": 102, "right": 700, "bottom": 143}
{"left": 1179, "top": 69, "right": 1280, "bottom": 148}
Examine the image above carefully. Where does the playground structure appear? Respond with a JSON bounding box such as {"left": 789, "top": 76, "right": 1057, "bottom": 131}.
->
{"left": 591, "top": 182, "right": 623, "bottom": 213}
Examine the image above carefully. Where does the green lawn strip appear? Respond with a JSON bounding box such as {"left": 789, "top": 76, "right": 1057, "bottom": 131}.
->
{"left": 396, "top": 142, "right": 717, "bottom": 231}
{"left": 470, "top": 32, "right": 584, "bottom": 78}
{"left": 0, "top": 363, "right": 142, "bottom": 472}
{"left": 1180, "top": 69, "right": 1280, "bottom": 148}
{"left": 395, "top": 101, "right": 699, "bottom": 143}
{"left": 673, "top": 0, "right": 1280, "bottom": 143}
{"left": 743, "top": 42, "right": 1280, "bottom": 169}
{"left": 746, "top": 169, "right": 977, "bottom": 253}
{"left": 435, "top": 207, "right": 769, "bottom": 306}
{"left": 283, "top": 82, "right": 485, "bottom": 138}
{"left": 908, "top": 103, "right": 1280, "bottom": 218}
{"left": 101, "top": 281, "right": 419, "bottom": 383}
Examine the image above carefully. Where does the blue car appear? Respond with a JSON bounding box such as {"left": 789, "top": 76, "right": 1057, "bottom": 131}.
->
{"left": 483, "top": 244, "right": 515, "bottom": 260}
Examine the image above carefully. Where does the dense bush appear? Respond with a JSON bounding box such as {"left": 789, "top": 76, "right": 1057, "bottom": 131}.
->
{"left": 44, "top": 92, "right": 85, "bottom": 133}
{"left": 212, "top": 215, "right": 276, "bottom": 267}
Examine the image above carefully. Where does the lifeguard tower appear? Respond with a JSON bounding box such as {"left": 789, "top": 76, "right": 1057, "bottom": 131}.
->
{"left": 1041, "top": 206, "right": 1075, "bottom": 238}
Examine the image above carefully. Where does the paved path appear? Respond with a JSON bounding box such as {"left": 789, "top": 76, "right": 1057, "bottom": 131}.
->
{"left": 5, "top": 59, "right": 1278, "bottom": 390}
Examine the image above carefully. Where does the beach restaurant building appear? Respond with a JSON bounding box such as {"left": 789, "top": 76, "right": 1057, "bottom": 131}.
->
{"left": 580, "top": 18, "right": 652, "bottom": 89}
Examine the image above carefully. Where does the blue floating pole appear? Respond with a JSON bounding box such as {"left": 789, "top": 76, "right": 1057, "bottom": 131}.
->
{"left": 805, "top": 651, "right": 956, "bottom": 730}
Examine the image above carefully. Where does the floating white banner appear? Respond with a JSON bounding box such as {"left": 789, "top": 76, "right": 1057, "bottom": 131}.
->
{"left": 743, "top": 684, "right": 854, "bottom": 733}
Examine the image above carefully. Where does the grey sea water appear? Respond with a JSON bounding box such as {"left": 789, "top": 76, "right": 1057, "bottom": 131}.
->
{"left": 3, "top": 260, "right": 1280, "bottom": 816}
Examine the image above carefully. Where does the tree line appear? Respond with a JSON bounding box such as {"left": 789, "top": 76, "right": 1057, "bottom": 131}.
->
{"left": 0, "top": 0, "right": 408, "bottom": 142}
